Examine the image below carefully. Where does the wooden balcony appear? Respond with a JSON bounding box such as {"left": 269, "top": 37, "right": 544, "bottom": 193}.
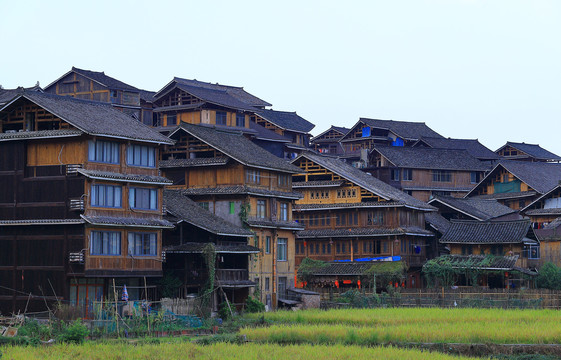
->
{"left": 216, "top": 269, "right": 249, "bottom": 282}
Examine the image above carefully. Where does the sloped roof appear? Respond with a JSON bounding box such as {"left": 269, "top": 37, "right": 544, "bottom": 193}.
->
{"left": 428, "top": 195, "right": 516, "bottom": 221}
{"left": 81, "top": 215, "right": 173, "bottom": 228}
{"left": 372, "top": 146, "right": 488, "bottom": 171}
{"left": 292, "top": 152, "right": 435, "bottom": 211}
{"left": 164, "top": 190, "right": 252, "bottom": 237}
{"left": 249, "top": 121, "right": 291, "bottom": 142}
{"left": 439, "top": 219, "right": 534, "bottom": 244}
{"left": 0, "top": 129, "right": 83, "bottom": 142}
{"left": 417, "top": 137, "right": 500, "bottom": 160}
{"left": 311, "top": 125, "right": 350, "bottom": 143}
{"left": 498, "top": 141, "right": 561, "bottom": 162}
{"left": 159, "top": 157, "right": 230, "bottom": 168}
{"left": 138, "top": 89, "right": 156, "bottom": 103}
{"left": 425, "top": 254, "right": 522, "bottom": 271}
{"left": 164, "top": 242, "right": 259, "bottom": 254}
{"left": 425, "top": 212, "right": 450, "bottom": 234}
{"left": 169, "top": 123, "right": 302, "bottom": 173}
{"left": 1, "top": 91, "right": 173, "bottom": 144}
{"left": 521, "top": 185, "right": 561, "bottom": 213}
{"left": 77, "top": 169, "right": 172, "bottom": 185}
{"left": 173, "top": 82, "right": 257, "bottom": 111}
{"left": 255, "top": 109, "right": 315, "bottom": 133}
{"left": 182, "top": 185, "right": 302, "bottom": 200}
{"left": 297, "top": 226, "right": 433, "bottom": 239}
{"left": 45, "top": 67, "right": 140, "bottom": 92}
{"left": 173, "top": 77, "right": 271, "bottom": 107}
{"left": 497, "top": 161, "right": 561, "bottom": 194}
{"left": 359, "top": 118, "right": 444, "bottom": 140}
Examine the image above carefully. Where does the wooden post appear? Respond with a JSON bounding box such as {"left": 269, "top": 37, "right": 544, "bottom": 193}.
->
{"left": 113, "top": 279, "right": 119, "bottom": 337}
{"left": 144, "top": 276, "right": 150, "bottom": 335}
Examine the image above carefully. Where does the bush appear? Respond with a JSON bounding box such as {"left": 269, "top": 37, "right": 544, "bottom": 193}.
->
{"left": 245, "top": 296, "right": 265, "bottom": 313}
{"left": 536, "top": 262, "right": 561, "bottom": 290}
{"left": 58, "top": 319, "right": 89, "bottom": 344}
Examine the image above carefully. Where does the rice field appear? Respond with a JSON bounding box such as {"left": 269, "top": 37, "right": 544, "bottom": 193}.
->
{"left": 0, "top": 342, "right": 484, "bottom": 360}
{"left": 243, "top": 308, "right": 561, "bottom": 345}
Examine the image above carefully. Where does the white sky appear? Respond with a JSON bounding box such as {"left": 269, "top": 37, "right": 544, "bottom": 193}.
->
{"left": 1, "top": 0, "right": 560, "bottom": 156}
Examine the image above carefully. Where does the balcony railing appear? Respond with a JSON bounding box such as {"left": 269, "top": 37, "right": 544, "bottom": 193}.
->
{"left": 216, "top": 269, "right": 249, "bottom": 282}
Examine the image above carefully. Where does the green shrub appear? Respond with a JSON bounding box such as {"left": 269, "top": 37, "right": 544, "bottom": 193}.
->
{"left": 245, "top": 296, "right": 265, "bottom": 313}
{"left": 58, "top": 319, "right": 89, "bottom": 344}
{"left": 536, "top": 262, "right": 561, "bottom": 290}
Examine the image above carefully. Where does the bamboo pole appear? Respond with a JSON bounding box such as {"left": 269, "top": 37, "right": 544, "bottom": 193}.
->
{"left": 144, "top": 276, "right": 150, "bottom": 335}
{"left": 113, "top": 279, "right": 119, "bottom": 337}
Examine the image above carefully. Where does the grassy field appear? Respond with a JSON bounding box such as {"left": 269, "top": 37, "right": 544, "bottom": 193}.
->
{"left": 243, "top": 308, "right": 561, "bottom": 345}
{"left": 0, "top": 341, "right": 484, "bottom": 360}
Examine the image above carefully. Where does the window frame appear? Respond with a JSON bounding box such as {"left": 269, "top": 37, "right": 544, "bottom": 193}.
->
{"left": 256, "top": 199, "right": 267, "bottom": 218}
{"left": 279, "top": 203, "right": 288, "bottom": 221}
{"left": 128, "top": 232, "right": 157, "bottom": 257}
{"left": 215, "top": 111, "right": 227, "bottom": 126}
{"left": 277, "top": 238, "right": 288, "bottom": 261}
{"left": 90, "top": 231, "right": 121, "bottom": 256}
{"left": 236, "top": 113, "right": 245, "bottom": 127}
{"left": 88, "top": 140, "right": 120, "bottom": 164}
{"left": 126, "top": 144, "right": 156, "bottom": 168}
{"left": 91, "top": 184, "right": 122, "bottom": 208}
{"left": 129, "top": 187, "right": 159, "bottom": 211}
{"left": 432, "top": 170, "right": 452, "bottom": 182}
{"left": 402, "top": 168, "right": 413, "bottom": 181}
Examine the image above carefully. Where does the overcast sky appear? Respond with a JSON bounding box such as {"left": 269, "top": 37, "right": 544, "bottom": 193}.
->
{"left": 1, "top": 0, "right": 560, "bottom": 156}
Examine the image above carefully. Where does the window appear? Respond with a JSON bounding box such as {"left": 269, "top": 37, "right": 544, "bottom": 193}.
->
{"left": 278, "top": 174, "right": 290, "bottom": 187}
{"left": 216, "top": 111, "right": 227, "bottom": 125}
{"left": 432, "top": 170, "right": 452, "bottom": 182}
{"left": 91, "top": 184, "right": 122, "bottom": 208}
{"left": 129, "top": 188, "right": 158, "bottom": 210}
{"left": 265, "top": 277, "right": 270, "bottom": 291}
{"left": 128, "top": 233, "right": 157, "bottom": 256}
{"left": 127, "top": 144, "right": 156, "bottom": 167}
{"left": 336, "top": 243, "right": 340, "bottom": 254}
{"left": 528, "top": 245, "right": 540, "bottom": 259}
{"left": 265, "top": 236, "right": 271, "bottom": 254}
{"left": 167, "top": 114, "right": 177, "bottom": 126}
{"left": 322, "top": 244, "right": 326, "bottom": 254}
{"left": 256, "top": 200, "right": 266, "bottom": 218}
{"left": 277, "top": 277, "right": 287, "bottom": 298}
{"left": 229, "top": 201, "right": 235, "bottom": 214}
{"left": 470, "top": 172, "right": 480, "bottom": 184}
{"left": 367, "top": 211, "right": 384, "bottom": 225}
{"left": 390, "top": 169, "right": 400, "bottom": 181}
{"left": 236, "top": 113, "right": 245, "bottom": 127}
{"left": 199, "top": 202, "right": 209, "bottom": 210}
{"left": 461, "top": 245, "right": 473, "bottom": 255}
{"left": 490, "top": 244, "right": 504, "bottom": 255}
{"left": 518, "top": 199, "right": 525, "bottom": 209}
{"left": 277, "top": 238, "right": 287, "bottom": 261}
{"left": 88, "top": 140, "right": 120, "bottom": 164}
{"left": 90, "top": 231, "right": 121, "bottom": 255}
{"left": 279, "top": 203, "right": 288, "bottom": 221}
{"left": 327, "top": 243, "right": 331, "bottom": 254}
{"left": 246, "top": 169, "right": 261, "bottom": 184}
{"left": 402, "top": 169, "right": 413, "bottom": 181}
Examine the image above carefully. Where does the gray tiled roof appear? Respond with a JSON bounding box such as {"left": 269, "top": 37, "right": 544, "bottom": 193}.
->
{"left": 425, "top": 212, "right": 450, "bottom": 233}
{"left": 164, "top": 190, "right": 253, "bottom": 237}
{"left": 44, "top": 67, "right": 140, "bottom": 92}
{"left": 245, "top": 218, "right": 305, "bottom": 230}
{"left": 255, "top": 109, "right": 315, "bottom": 133}
{"left": 296, "top": 227, "right": 432, "bottom": 239}
{"left": 164, "top": 242, "right": 259, "bottom": 254}
{"left": 359, "top": 118, "right": 444, "bottom": 140}
{"left": 182, "top": 185, "right": 303, "bottom": 200}
{"left": 81, "top": 215, "right": 173, "bottom": 228}
{"left": 159, "top": 157, "right": 230, "bottom": 168}
{"left": 307, "top": 262, "right": 373, "bottom": 276}
{"left": 525, "top": 208, "right": 561, "bottom": 216}
{"left": 372, "top": 146, "right": 488, "bottom": 171}
{"left": 501, "top": 142, "right": 561, "bottom": 162}
{"left": 417, "top": 137, "right": 500, "bottom": 160}
{"left": 292, "top": 180, "right": 345, "bottom": 188}
{"left": 77, "top": 169, "right": 172, "bottom": 185}
{"left": 425, "top": 254, "right": 520, "bottom": 271}
{"left": 3, "top": 91, "right": 173, "bottom": 144}
{"left": 0, "top": 129, "right": 83, "bottom": 142}
{"left": 428, "top": 195, "right": 516, "bottom": 221}
{"left": 535, "top": 218, "right": 561, "bottom": 241}
{"left": 497, "top": 161, "right": 561, "bottom": 194}
{"left": 521, "top": 185, "right": 561, "bottom": 213}
{"left": 473, "top": 191, "right": 537, "bottom": 200}
{"left": 439, "top": 219, "right": 533, "bottom": 244}
{"left": 249, "top": 121, "right": 292, "bottom": 142}
{"left": 294, "top": 201, "right": 405, "bottom": 211}
{"left": 0, "top": 219, "right": 84, "bottom": 226}
{"left": 311, "top": 126, "right": 350, "bottom": 143}
{"left": 172, "top": 77, "right": 271, "bottom": 108}
{"left": 174, "top": 83, "right": 257, "bottom": 111}
{"left": 170, "top": 123, "right": 302, "bottom": 173}
{"left": 138, "top": 89, "right": 156, "bottom": 103}
{"left": 292, "top": 152, "right": 435, "bottom": 211}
